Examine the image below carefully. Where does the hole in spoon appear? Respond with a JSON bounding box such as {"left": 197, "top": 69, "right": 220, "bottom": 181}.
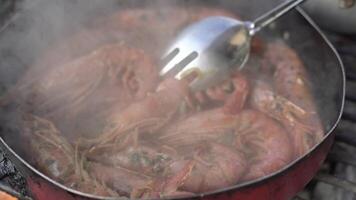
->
{"left": 160, "top": 48, "right": 180, "bottom": 68}
{"left": 165, "top": 51, "right": 199, "bottom": 78}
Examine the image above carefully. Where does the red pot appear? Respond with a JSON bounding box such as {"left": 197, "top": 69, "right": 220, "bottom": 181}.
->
{"left": 0, "top": 0, "right": 345, "bottom": 199}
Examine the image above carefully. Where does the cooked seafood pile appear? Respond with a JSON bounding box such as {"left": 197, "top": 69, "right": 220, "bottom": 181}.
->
{"left": 1, "top": 6, "right": 324, "bottom": 199}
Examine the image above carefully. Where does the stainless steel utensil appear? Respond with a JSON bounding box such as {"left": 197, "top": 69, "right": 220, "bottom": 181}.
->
{"left": 160, "top": 0, "right": 305, "bottom": 91}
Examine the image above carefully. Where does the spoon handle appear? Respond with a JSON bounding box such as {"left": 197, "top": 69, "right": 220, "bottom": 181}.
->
{"left": 249, "top": 0, "right": 306, "bottom": 35}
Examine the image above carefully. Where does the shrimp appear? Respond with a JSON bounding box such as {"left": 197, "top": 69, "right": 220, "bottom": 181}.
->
{"left": 187, "top": 72, "right": 249, "bottom": 115}
{"left": 88, "top": 162, "right": 151, "bottom": 196}
{"left": 131, "top": 143, "right": 246, "bottom": 197}
{"left": 87, "top": 140, "right": 180, "bottom": 177}
{"left": 157, "top": 108, "right": 239, "bottom": 148}
{"left": 89, "top": 78, "right": 191, "bottom": 151}
{"left": 205, "top": 73, "right": 249, "bottom": 115}
{"left": 21, "top": 114, "right": 115, "bottom": 196}
{"left": 9, "top": 44, "right": 158, "bottom": 140}
{"left": 159, "top": 108, "right": 292, "bottom": 185}
{"left": 270, "top": 43, "right": 324, "bottom": 142}
{"left": 98, "top": 6, "right": 239, "bottom": 59}
{"left": 179, "top": 142, "right": 247, "bottom": 193}
{"left": 251, "top": 42, "right": 324, "bottom": 157}
{"left": 234, "top": 110, "right": 294, "bottom": 181}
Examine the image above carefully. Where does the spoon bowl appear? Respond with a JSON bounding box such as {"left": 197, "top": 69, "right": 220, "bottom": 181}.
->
{"left": 160, "top": 16, "right": 250, "bottom": 91}
{"left": 159, "top": 0, "right": 306, "bottom": 91}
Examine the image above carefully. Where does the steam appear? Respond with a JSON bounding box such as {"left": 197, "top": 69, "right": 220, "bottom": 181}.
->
{"left": 0, "top": 0, "right": 340, "bottom": 141}
{"left": 0, "top": 0, "right": 344, "bottom": 198}
{"left": 0, "top": 0, "right": 123, "bottom": 161}
{"left": 0, "top": 0, "right": 121, "bottom": 89}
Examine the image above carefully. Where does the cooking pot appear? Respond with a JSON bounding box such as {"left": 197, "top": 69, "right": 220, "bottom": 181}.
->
{"left": 0, "top": 0, "right": 345, "bottom": 199}
{"left": 302, "top": 0, "right": 356, "bottom": 34}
